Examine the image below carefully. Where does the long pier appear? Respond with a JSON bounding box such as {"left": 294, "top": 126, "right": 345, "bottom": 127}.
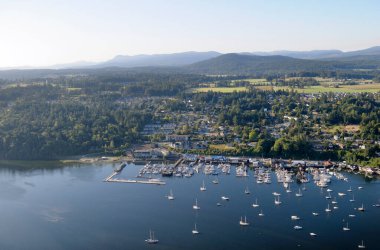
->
{"left": 106, "top": 178, "right": 165, "bottom": 185}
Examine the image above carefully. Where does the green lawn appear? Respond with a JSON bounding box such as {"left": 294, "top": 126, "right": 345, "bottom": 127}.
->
{"left": 255, "top": 84, "right": 380, "bottom": 93}
{"left": 193, "top": 87, "right": 248, "bottom": 93}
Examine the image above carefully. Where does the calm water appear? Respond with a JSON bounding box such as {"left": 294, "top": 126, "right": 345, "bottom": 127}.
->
{"left": 0, "top": 163, "right": 379, "bottom": 250}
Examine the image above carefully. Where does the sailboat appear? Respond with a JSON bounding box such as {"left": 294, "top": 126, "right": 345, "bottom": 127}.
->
{"left": 349, "top": 194, "right": 355, "bottom": 202}
{"left": 312, "top": 212, "right": 319, "bottom": 216}
{"left": 259, "top": 210, "right": 264, "bottom": 216}
{"left": 286, "top": 186, "right": 292, "bottom": 193}
{"left": 167, "top": 189, "right": 175, "bottom": 200}
{"left": 302, "top": 184, "right": 307, "bottom": 191}
{"left": 325, "top": 203, "right": 331, "bottom": 212}
{"left": 358, "top": 203, "right": 365, "bottom": 212}
{"left": 192, "top": 223, "right": 199, "bottom": 234}
{"left": 239, "top": 216, "right": 250, "bottom": 226}
{"left": 252, "top": 198, "right": 259, "bottom": 208}
{"left": 358, "top": 240, "right": 366, "bottom": 248}
{"left": 212, "top": 177, "right": 219, "bottom": 184}
{"left": 347, "top": 186, "right": 353, "bottom": 192}
{"left": 310, "top": 232, "right": 317, "bottom": 236}
{"left": 145, "top": 230, "right": 159, "bottom": 244}
{"left": 332, "top": 197, "right": 338, "bottom": 204}
{"left": 295, "top": 188, "right": 303, "bottom": 197}
{"left": 193, "top": 199, "right": 200, "bottom": 210}
{"left": 274, "top": 196, "right": 282, "bottom": 205}
{"left": 343, "top": 222, "right": 350, "bottom": 231}
{"left": 200, "top": 180, "right": 206, "bottom": 191}
{"left": 244, "top": 186, "right": 250, "bottom": 194}
{"left": 326, "top": 191, "right": 332, "bottom": 199}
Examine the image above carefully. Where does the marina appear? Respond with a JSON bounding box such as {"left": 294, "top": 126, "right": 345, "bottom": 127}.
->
{"left": 0, "top": 161, "right": 379, "bottom": 250}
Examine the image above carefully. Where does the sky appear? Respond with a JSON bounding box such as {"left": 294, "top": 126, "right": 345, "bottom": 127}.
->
{"left": 0, "top": 0, "right": 379, "bottom": 67}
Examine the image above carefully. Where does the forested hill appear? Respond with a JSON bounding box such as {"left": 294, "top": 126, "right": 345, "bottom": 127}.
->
{"left": 185, "top": 53, "right": 378, "bottom": 75}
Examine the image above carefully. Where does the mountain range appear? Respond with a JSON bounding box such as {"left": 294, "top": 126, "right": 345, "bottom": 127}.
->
{"left": 0, "top": 46, "right": 379, "bottom": 79}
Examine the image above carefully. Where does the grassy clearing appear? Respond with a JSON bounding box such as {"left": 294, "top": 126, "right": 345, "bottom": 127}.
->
{"left": 209, "top": 144, "right": 236, "bottom": 151}
{"left": 193, "top": 87, "right": 248, "bottom": 93}
{"left": 254, "top": 84, "right": 380, "bottom": 93}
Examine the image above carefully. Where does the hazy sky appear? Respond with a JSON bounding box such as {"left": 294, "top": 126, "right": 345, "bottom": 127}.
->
{"left": 0, "top": 0, "right": 379, "bottom": 67}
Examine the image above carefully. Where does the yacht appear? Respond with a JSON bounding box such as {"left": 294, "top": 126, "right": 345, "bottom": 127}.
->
{"left": 343, "top": 222, "right": 350, "bottom": 231}
{"left": 349, "top": 214, "right": 356, "bottom": 218}
{"left": 358, "top": 186, "right": 363, "bottom": 190}
{"left": 272, "top": 192, "right": 281, "bottom": 196}
{"left": 295, "top": 188, "right": 303, "bottom": 197}
{"left": 333, "top": 206, "right": 339, "bottom": 210}
{"left": 216, "top": 202, "right": 222, "bottom": 206}
{"left": 327, "top": 188, "right": 333, "bottom": 192}
{"left": 274, "top": 196, "right": 282, "bottom": 205}
{"left": 192, "top": 223, "right": 199, "bottom": 235}
{"left": 338, "top": 192, "right": 346, "bottom": 196}
{"left": 291, "top": 215, "right": 300, "bottom": 220}
{"left": 358, "top": 240, "right": 366, "bottom": 249}
{"left": 193, "top": 199, "right": 200, "bottom": 210}
{"left": 145, "top": 230, "right": 159, "bottom": 244}
{"left": 294, "top": 225, "right": 302, "bottom": 230}
{"left": 167, "top": 189, "right": 175, "bottom": 200}
{"left": 358, "top": 203, "right": 365, "bottom": 212}
{"left": 244, "top": 186, "right": 250, "bottom": 195}
{"left": 312, "top": 212, "right": 319, "bottom": 216}
{"left": 325, "top": 204, "right": 331, "bottom": 212}
{"left": 310, "top": 232, "right": 317, "bottom": 236}
{"left": 239, "top": 216, "right": 250, "bottom": 226}
{"left": 200, "top": 180, "right": 206, "bottom": 191}
{"left": 252, "top": 199, "right": 259, "bottom": 208}
{"left": 221, "top": 196, "right": 230, "bottom": 201}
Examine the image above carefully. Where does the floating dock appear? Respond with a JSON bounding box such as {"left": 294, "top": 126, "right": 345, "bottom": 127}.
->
{"left": 104, "top": 163, "right": 166, "bottom": 185}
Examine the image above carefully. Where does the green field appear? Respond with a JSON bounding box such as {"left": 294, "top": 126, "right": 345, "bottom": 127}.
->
{"left": 255, "top": 84, "right": 380, "bottom": 93}
{"left": 193, "top": 87, "right": 248, "bottom": 93}
{"left": 193, "top": 84, "right": 380, "bottom": 93}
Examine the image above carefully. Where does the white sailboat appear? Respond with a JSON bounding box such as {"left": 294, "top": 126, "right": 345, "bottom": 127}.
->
{"left": 332, "top": 197, "right": 338, "bottom": 204}
{"left": 258, "top": 210, "right": 264, "bottom": 216}
{"left": 325, "top": 203, "right": 331, "bottom": 212}
{"left": 167, "top": 189, "right": 175, "bottom": 200}
{"left": 358, "top": 203, "right": 365, "bottom": 211}
{"left": 192, "top": 223, "right": 199, "bottom": 234}
{"left": 338, "top": 192, "right": 346, "bottom": 196}
{"left": 349, "top": 194, "right": 355, "bottom": 202}
{"left": 274, "top": 196, "right": 282, "bottom": 205}
{"left": 244, "top": 186, "right": 250, "bottom": 194}
{"left": 347, "top": 186, "right": 353, "bottom": 192}
{"left": 343, "top": 222, "right": 350, "bottom": 231}
{"left": 239, "top": 216, "right": 250, "bottom": 226}
{"left": 200, "top": 180, "right": 206, "bottom": 191}
{"left": 291, "top": 215, "right": 300, "bottom": 220}
{"left": 145, "top": 230, "right": 159, "bottom": 244}
{"left": 312, "top": 212, "right": 319, "bottom": 216}
{"left": 193, "top": 199, "right": 200, "bottom": 210}
{"left": 294, "top": 225, "right": 302, "bottom": 230}
{"left": 358, "top": 240, "right": 366, "bottom": 248}
{"left": 252, "top": 198, "right": 259, "bottom": 208}
{"left": 295, "top": 188, "right": 303, "bottom": 197}
{"left": 326, "top": 191, "right": 332, "bottom": 199}
{"left": 310, "top": 232, "right": 317, "bottom": 236}
{"left": 212, "top": 177, "right": 219, "bottom": 184}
